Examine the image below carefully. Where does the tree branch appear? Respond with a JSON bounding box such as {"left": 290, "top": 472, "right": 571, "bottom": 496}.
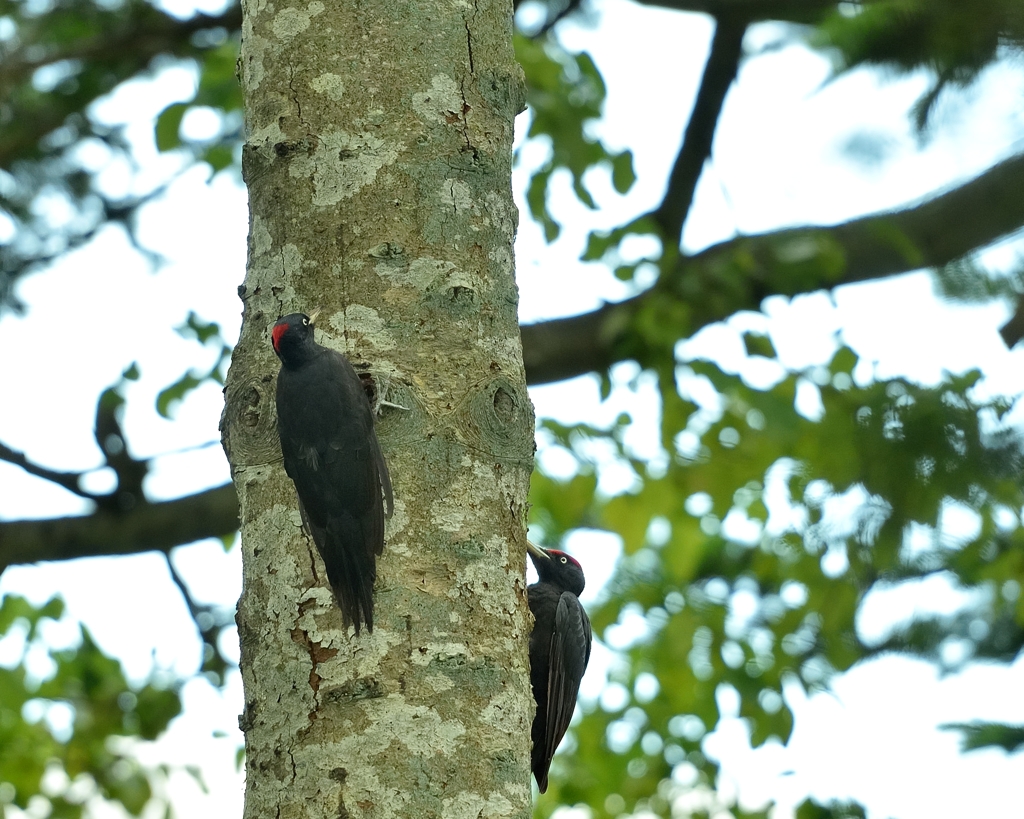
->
{"left": 0, "top": 485, "right": 239, "bottom": 573}
{"left": 630, "top": 0, "right": 835, "bottom": 22}
{"left": 1000, "top": 302, "right": 1024, "bottom": 348}
{"left": 655, "top": 15, "right": 748, "bottom": 246}
{"left": 0, "top": 442, "right": 103, "bottom": 501}
{"left": 523, "top": 151, "right": 1024, "bottom": 384}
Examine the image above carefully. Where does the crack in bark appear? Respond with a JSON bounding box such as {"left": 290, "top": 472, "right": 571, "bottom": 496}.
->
{"left": 290, "top": 624, "right": 339, "bottom": 712}
{"left": 457, "top": 4, "right": 479, "bottom": 160}
{"left": 287, "top": 63, "right": 304, "bottom": 125}
{"left": 304, "top": 531, "right": 320, "bottom": 584}
{"left": 455, "top": 78, "right": 476, "bottom": 160}
{"left": 331, "top": 767, "right": 350, "bottom": 818}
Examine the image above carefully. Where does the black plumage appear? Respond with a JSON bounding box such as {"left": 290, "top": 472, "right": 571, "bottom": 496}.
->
{"left": 272, "top": 311, "right": 393, "bottom": 634}
{"left": 526, "top": 541, "right": 592, "bottom": 793}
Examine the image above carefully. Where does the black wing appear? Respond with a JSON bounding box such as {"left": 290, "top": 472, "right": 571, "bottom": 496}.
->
{"left": 278, "top": 349, "right": 392, "bottom": 633}
{"left": 543, "top": 592, "right": 592, "bottom": 781}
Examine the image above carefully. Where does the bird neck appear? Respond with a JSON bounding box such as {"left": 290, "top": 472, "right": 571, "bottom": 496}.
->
{"left": 537, "top": 574, "right": 584, "bottom": 597}
{"left": 278, "top": 339, "right": 322, "bottom": 370}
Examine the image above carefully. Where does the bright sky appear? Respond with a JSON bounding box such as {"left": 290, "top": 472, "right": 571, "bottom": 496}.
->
{"left": 2, "top": 0, "right": 1024, "bottom": 816}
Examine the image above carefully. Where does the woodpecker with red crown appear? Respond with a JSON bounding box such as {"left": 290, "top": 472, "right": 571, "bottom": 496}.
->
{"left": 271, "top": 310, "right": 393, "bottom": 634}
{"left": 526, "top": 541, "right": 592, "bottom": 792}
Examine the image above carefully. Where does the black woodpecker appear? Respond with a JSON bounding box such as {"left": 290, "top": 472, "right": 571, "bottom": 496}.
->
{"left": 526, "top": 541, "right": 592, "bottom": 792}
{"left": 272, "top": 310, "right": 393, "bottom": 634}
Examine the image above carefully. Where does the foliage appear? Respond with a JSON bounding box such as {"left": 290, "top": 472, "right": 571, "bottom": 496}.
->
{"left": 528, "top": 346, "right": 1024, "bottom": 817}
{"left": 942, "top": 720, "right": 1024, "bottom": 753}
{"left": 813, "top": 0, "right": 1024, "bottom": 128}
{"left": 0, "top": 0, "right": 240, "bottom": 310}
{"left": 158, "top": 312, "right": 232, "bottom": 419}
{"left": 0, "top": 595, "right": 183, "bottom": 817}
{"left": 515, "top": 32, "right": 635, "bottom": 242}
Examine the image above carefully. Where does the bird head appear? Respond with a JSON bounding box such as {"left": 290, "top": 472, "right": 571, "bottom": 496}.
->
{"left": 526, "top": 541, "right": 585, "bottom": 596}
{"left": 272, "top": 309, "right": 321, "bottom": 367}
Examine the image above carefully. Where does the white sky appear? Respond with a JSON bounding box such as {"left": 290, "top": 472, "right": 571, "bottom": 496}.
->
{"left": 2, "top": 0, "right": 1024, "bottom": 816}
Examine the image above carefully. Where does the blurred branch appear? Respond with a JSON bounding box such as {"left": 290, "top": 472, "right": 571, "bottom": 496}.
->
{"left": 165, "top": 551, "right": 236, "bottom": 683}
{"left": 631, "top": 0, "right": 835, "bottom": 21}
{"left": 654, "top": 15, "right": 747, "bottom": 246}
{"left": 0, "top": 485, "right": 239, "bottom": 573}
{"left": 0, "top": 441, "right": 104, "bottom": 501}
{"left": 522, "top": 150, "right": 1024, "bottom": 384}
{"left": 999, "top": 300, "right": 1024, "bottom": 348}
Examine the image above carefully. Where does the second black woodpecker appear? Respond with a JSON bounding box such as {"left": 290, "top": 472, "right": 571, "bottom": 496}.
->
{"left": 526, "top": 541, "right": 592, "bottom": 792}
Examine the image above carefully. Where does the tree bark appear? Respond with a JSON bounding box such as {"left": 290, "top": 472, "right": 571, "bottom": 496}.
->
{"left": 220, "top": 0, "right": 534, "bottom": 816}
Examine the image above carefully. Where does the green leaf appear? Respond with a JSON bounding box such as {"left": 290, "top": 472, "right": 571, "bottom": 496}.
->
{"left": 203, "top": 144, "right": 235, "bottom": 172}
{"left": 156, "top": 371, "right": 203, "bottom": 419}
{"left": 742, "top": 331, "right": 777, "bottom": 359}
{"left": 155, "top": 103, "right": 188, "bottom": 152}
{"left": 515, "top": 33, "right": 637, "bottom": 242}
{"left": 175, "top": 311, "right": 222, "bottom": 345}
{"left": 941, "top": 721, "right": 1024, "bottom": 753}
{"left": 611, "top": 150, "right": 636, "bottom": 194}
{"left": 134, "top": 686, "right": 183, "bottom": 741}
{"left": 829, "top": 346, "right": 858, "bottom": 375}
{"left": 796, "top": 799, "right": 867, "bottom": 819}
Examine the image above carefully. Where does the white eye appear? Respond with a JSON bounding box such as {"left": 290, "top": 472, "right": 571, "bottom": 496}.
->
{"left": 560, "top": 557, "right": 567, "bottom": 564}
{"left": 302, "top": 317, "right": 308, "bottom": 325}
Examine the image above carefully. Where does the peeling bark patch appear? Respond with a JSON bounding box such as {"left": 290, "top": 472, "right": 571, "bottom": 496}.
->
{"left": 409, "top": 642, "right": 471, "bottom": 667}
{"left": 445, "top": 179, "right": 474, "bottom": 214}
{"left": 452, "top": 539, "right": 519, "bottom": 618}
{"left": 382, "top": 256, "right": 456, "bottom": 291}
{"left": 412, "top": 74, "right": 464, "bottom": 125}
{"left": 325, "top": 694, "right": 466, "bottom": 758}
{"left": 290, "top": 626, "right": 338, "bottom": 694}
{"left": 443, "top": 791, "right": 516, "bottom": 819}
{"left": 479, "top": 687, "right": 524, "bottom": 733}
{"left": 311, "top": 72, "right": 345, "bottom": 100}
{"left": 251, "top": 215, "right": 273, "bottom": 256}
{"left": 424, "top": 673, "right": 455, "bottom": 693}
{"left": 287, "top": 129, "right": 399, "bottom": 205}
{"left": 272, "top": 1, "right": 324, "bottom": 39}
{"left": 324, "top": 676, "right": 386, "bottom": 702}
{"left": 325, "top": 304, "right": 397, "bottom": 350}
{"left": 281, "top": 243, "right": 304, "bottom": 277}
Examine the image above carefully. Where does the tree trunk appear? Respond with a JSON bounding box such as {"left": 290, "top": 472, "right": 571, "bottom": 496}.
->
{"left": 220, "top": 0, "right": 533, "bottom": 815}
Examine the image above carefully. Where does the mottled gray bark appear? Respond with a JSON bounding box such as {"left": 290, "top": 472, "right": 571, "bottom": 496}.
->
{"left": 220, "top": 0, "right": 533, "bottom": 816}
